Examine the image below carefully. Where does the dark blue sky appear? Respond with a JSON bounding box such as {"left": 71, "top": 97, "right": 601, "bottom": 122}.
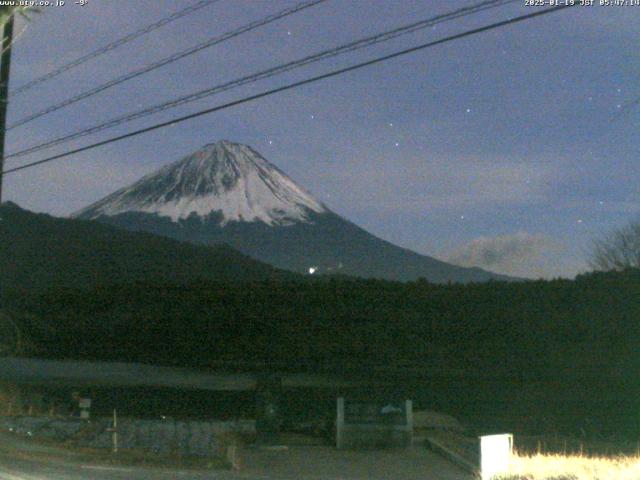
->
{"left": 4, "top": 0, "right": 639, "bottom": 278}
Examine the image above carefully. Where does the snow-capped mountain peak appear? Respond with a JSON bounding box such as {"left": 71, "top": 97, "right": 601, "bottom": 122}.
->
{"left": 73, "top": 140, "right": 327, "bottom": 226}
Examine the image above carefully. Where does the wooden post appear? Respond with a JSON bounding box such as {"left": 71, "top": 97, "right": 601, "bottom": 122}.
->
{"left": 0, "top": 13, "right": 14, "bottom": 203}
{"left": 255, "top": 374, "right": 282, "bottom": 445}
{"left": 106, "top": 408, "right": 119, "bottom": 453}
{"left": 405, "top": 399, "right": 413, "bottom": 446}
{"left": 113, "top": 408, "right": 118, "bottom": 453}
{"left": 336, "top": 397, "right": 345, "bottom": 449}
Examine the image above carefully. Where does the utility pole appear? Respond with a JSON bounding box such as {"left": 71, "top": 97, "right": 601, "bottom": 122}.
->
{"left": 0, "top": 13, "right": 14, "bottom": 203}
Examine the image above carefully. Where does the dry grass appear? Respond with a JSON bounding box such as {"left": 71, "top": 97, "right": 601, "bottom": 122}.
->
{"left": 498, "top": 451, "right": 640, "bottom": 480}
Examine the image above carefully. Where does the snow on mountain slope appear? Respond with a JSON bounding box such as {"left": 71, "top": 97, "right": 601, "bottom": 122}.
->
{"left": 73, "top": 140, "right": 326, "bottom": 226}
{"left": 73, "top": 140, "right": 516, "bottom": 283}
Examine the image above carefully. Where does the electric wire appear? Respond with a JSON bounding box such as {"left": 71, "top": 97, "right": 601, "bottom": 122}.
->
{"left": 6, "top": 0, "right": 516, "bottom": 160}
{"left": 2, "top": 5, "right": 575, "bottom": 177}
{"left": 6, "top": 0, "right": 328, "bottom": 130}
{"left": 10, "top": 0, "right": 222, "bottom": 96}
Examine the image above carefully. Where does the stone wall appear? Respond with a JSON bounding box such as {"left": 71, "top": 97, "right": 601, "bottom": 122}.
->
{"left": 0, "top": 384, "right": 22, "bottom": 415}
{"left": 0, "top": 416, "right": 255, "bottom": 457}
{"left": 0, "top": 383, "right": 59, "bottom": 417}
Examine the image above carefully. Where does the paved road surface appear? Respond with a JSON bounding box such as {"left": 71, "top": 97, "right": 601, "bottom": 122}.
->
{"left": 0, "top": 433, "right": 473, "bottom": 480}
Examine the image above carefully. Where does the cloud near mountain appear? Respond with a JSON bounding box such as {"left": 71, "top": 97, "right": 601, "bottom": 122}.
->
{"left": 445, "top": 232, "right": 561, "bottom": 279}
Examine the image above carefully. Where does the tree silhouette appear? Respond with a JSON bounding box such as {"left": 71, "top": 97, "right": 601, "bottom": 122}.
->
{"left": 590, "top": 221, "right": 640, "bottom": 271}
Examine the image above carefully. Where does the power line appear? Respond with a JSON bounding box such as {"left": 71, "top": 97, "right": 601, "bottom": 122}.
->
{"left": 2, "top": 5, "right": 575, "bottom": 177}
{"left": 6, "top": 0, "right": 328, "bottom": 130}
{"left": 5, "top": 0, "right": 512, "bottom": 157}
{"left": 10, "top": 0, "right": 222, "bottom": 97}
{"left": 6, "top": 0, "right": 516, "bottom": 160}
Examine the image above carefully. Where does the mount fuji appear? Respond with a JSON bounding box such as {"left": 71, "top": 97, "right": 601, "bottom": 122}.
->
{"left": 74, "top": 140, "right": 510, "bottom": 283}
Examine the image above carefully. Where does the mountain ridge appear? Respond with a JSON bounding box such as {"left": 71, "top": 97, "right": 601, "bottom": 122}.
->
{"left": 74, "top": 140, "right": 515, "bottom": 283}
{"left": 0, "top": 201, "right": 293, "bottom": 296}
{"left": 74, "top": 140, "right": 326, "bottom": 226}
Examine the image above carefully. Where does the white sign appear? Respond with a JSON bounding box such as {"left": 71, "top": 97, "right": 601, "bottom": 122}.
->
{"left": 480, "top": 433, "right": 513, "bottom": 480}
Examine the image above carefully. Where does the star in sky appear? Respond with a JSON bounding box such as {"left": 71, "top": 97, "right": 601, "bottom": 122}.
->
{"left": 7, "top": 0, "right": 635, "bottom": 281}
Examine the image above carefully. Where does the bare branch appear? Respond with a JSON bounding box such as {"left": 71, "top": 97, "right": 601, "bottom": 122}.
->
{"left": 589, "top": 221, "right": 640, "bottom": 271}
